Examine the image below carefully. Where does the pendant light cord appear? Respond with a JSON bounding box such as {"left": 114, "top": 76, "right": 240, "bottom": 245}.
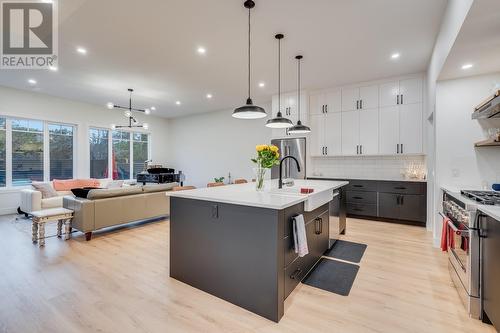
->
{"left": 247, "top": 7, "right": 251, "bottom": 100}
{"left": 278, "top": 37, "right": 281, "bottom": 114}
{"left": 297, "top": 57, "right": 300, "bottom": 121}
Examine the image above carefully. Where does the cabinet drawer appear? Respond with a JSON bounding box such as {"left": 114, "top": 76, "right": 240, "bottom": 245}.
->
{"left": 284, "top": 236, "right": 298, "bottom": 267}
{"left": 378, "top": 181, "right": 426, "bottom": 195}
{"left": 347, "top": 203, "right": 377, "bottom": 217}
{"left": 284, "top": 256, "right": 306, "bottom": 299}
{"left": 346, "top": 190, "right": 377, "bottom": 204}
{"left": 346, "top": 180, "right": 378, "bottom": 192}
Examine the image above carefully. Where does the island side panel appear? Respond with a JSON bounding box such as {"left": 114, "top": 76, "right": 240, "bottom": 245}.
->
{"left": 170, "top": 197, "right": 284, "bottom": 322}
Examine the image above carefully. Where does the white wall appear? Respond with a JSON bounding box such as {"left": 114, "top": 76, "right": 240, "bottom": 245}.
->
{"left": 434, "top": 72, "right": 500, "bottom": 243}
{"left": 426, "top": 0, "right": 474, "bottom": 236}
{"left": 168, "top": 105, "right": 272, "bottom": 188}
{"left": 0, "top": 85, "right": 170, "bottom": 214}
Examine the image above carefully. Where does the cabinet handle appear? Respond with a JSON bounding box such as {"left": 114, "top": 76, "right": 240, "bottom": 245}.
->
{"left": 397, "top": 95, "right": 400, "bottom": 105}
{"left": 360, "top": 145, "right": 363, "bottom": 155}
{"left": 315, "top": 218, "right": 321, "bottom": 235}
{"left": 325, "top": 147, "right": 328, "bottom": 155}
{"left": 401, "top": 144, "right": 404, "bottom": 154}
{"left": 356, "top": 145, "right": 359, "bottom": 154}
{"left": 322, "top": 105, "right": 325, "bottom": 114}
{"left": 356, "top": 100, "right": 359, "bottom": 110}
{"left": 397, "top": 195, "right": 400, "bottom": 205}
{"left": 353, "top": 185, "right": 363, "bottom": 188}
{"left": 397, "top": 144, "right": 400, "bottom": 154}
{"left": 401, "top": 195, "right": 404, "bottom": 205}
{"left": 360, "top": 99, "right": 363, "bottom": 109}
{"left": 322, "top": 147, "right": 325, "bottom": 155}
{"left": 290, "top": 268, "right": 302, "bottom": 280}
{"left": 325, "top": 105, "right": 328, "bottom": 113}
{"left": 319, "top": 217, "right": 323, "bottom": 234}
{"left": 353, "top": 196, "right": 364, "bottom": 200}
{"left": 394, "top": 186, "right": 407, "bottom": 190}
{"left": 400, "top": 94, "right": 404, "bottom": 104}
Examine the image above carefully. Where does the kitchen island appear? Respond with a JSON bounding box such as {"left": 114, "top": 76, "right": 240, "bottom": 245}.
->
{"left": 168, "top": 179, "right": 347, "bottom": 322}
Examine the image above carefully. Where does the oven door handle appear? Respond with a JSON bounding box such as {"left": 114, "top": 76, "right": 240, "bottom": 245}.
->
{"left": 447, "top": 219, "right": 469, "bottom": 236}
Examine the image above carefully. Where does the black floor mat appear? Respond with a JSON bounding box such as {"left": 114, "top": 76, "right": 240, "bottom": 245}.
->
{"left": 302, "top": 258, "right": 359, "bottom": 296}
{"left": 324, "top": 240, "right": 367, "bottom": 263}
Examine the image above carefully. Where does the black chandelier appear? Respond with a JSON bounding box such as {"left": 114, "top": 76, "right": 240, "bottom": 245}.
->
{"left": 108, "top": 88, "right": 150, "bottom": 129}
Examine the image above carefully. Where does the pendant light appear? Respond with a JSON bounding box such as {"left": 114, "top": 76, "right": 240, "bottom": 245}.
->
{"left": 266, "top": 34, "right": 293, "bottom": 128}
{"left": 288, "top": 55, "right": 311, "bottom": 134}
{"left": 232, "top": 0, "right": 266, "bottom": 119}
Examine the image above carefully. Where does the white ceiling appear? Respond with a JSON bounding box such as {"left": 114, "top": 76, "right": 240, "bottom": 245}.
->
{"left": 0, "top": 0, "right": 447, "bottom": 118}
{"left": 439, "top": 0, "right": 500, "bottom": 81}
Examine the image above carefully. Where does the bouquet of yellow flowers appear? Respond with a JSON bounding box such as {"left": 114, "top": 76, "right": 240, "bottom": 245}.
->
{"left": 251, "top": 144, "right": 280, "bottom": 168}
{"left": 251, "top": 144, "right": 280, "bottom": 191}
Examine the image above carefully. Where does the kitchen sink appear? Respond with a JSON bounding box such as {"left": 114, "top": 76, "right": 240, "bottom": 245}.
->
{"left": 268, "top": 186, "right": 334, "bottom": 212}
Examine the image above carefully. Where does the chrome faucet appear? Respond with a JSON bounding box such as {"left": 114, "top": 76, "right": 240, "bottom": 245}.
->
{"left": 279, "top": 156, "right": 301, "bottom": 189}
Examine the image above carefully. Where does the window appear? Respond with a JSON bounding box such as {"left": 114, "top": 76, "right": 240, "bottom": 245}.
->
{"left": 112, "top": 131, "right": 130, "bottom": 180}
{"left": 89, "top": 128, "right": 109, "bottom": 179}
{"left": 0, "top": 118, "right": 5, "bottom": 187}
{"left": 12, "top": 119, "right": 44, "bottom": 186}
{"left": 133, "top": 133, "right": 149, "bottom": 178}
{"left": 49, "top": 124, "right": 74, "bottom": 180}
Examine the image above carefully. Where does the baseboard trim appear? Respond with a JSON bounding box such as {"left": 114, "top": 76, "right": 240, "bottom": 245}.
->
{"left": 0, "top": 207, "right": 18, "bottom": 216}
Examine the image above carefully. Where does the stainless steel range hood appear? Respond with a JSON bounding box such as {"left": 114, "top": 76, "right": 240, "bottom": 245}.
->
{"left": 472, "top": 90, "right": 500, "bottom": 119}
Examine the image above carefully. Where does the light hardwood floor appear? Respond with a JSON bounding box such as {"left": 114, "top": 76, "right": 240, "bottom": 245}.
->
{"left": 0, "top": 215, "right": 495, "bottom": 333}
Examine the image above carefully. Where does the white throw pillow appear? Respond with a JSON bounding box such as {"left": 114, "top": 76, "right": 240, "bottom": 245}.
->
{"left": 106, "top": 180, "right": 124, "bottom": 189}
{"left": 32, "top": 182, "right": 58, "bottom": 199}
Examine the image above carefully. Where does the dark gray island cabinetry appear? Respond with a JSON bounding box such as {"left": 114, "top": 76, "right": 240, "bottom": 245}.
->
{"left": 168, "top": 180, "right": 347, "bottom": 322}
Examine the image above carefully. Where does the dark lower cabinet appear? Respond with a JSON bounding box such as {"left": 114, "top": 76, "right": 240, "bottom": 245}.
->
{"left": 482, "top": 215, "right": 500, "bottom": 330}
{"left": 310, "top": 177, "right": 427, "bottom": 226}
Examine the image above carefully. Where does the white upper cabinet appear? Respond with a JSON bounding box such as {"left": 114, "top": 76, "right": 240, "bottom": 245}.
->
{"left": 309, "top": 93, "right": 325, "bottom": 116}
{"left": 359, "top": 85, "right": 379, "bottom": 110}
{"left": 399, "top": 78, "right": 422, "bottom": 105}
{"left": 399, "top": 103, "right": 423, "bottom": 154}
{"left": 379, "top": 78, "right": 422, "bottom": 107}
{"left": 379, "top": 81, "right": 400, "bottom": 107}
{"left": 341, "top": 111, "right": 359, "bottom": 155}
{"left": 325, "top": 90, "right": 342, "bottom": 113}
{"left": 310, "top": 114, "right": 325, "bottom": 157}
{"left": 325, "top": 113, "right": 342, "bottom": 156}
{"left": 359, "top": 108, "right": 379, "bottom": 155}
{"left": 341, "top": 87, "right": 360, "bottom": 111}
{"left": 379, "top": 106, "right": 400, "bottom": 154}
{"left": 271, "top": 92, "right": 308, "bottom": 139}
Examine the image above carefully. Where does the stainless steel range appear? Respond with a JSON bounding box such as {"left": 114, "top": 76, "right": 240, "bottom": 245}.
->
{"left": 442, "top": 189, "right": 500, "bottom": 320}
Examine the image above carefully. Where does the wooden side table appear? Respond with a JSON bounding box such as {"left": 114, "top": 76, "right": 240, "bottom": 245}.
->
{"left": 31, "top": 208, "right": 74, "bottom": 247}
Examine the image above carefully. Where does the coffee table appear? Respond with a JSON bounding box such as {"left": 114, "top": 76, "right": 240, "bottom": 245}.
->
{"left": 31, "top": 208, "right": 74, "bottom": 247}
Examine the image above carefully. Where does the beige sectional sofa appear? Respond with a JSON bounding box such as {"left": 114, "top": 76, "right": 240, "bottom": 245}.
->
{"left": 63, "top": 183, "right": 177, "bottom": 240}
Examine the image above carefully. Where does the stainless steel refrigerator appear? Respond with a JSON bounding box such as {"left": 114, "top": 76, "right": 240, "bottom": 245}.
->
{"left": 271, "top": 137, "right": 306, "bottom": 180}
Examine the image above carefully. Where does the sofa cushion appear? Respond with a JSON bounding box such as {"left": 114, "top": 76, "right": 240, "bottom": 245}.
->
{"left": 41, "top": 196, "right": 64, "bottom": 209}
{"left": 53, "top": 179, "right": 101, "bottom": 191}
{"left": 32, "top": 182, "right": 58, "bottom": 199}
{"left": 105, "top": 180, "right": 124, "bottom": 189}
{"left": 87, "top": 186, "right": 143, "bottom": 200}
{"left": 142, "top": 182, "right": 179, "bottom": 193}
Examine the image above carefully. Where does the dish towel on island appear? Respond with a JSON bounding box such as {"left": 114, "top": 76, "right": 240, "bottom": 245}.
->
{"left": 293, "top": 214, "right": 309, "bottom": 257}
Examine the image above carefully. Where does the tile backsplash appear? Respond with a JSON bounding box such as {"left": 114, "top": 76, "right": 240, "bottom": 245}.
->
{"left": 310, "top": 155, "right": 427, "bottom": 181}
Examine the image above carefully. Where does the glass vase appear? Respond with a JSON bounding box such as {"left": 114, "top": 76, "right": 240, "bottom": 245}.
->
{"left": 253, "top": 166, "right": 267, "bottom": 191}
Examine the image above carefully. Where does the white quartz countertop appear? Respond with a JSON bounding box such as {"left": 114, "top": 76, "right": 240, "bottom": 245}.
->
{"left": 168, "top": 179, "right": 348, "bottom": 210}
{"left": 478, "top": 206, "right": 500, "bottom": 221}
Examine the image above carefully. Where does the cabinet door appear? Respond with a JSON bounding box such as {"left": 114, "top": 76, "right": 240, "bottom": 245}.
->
{"left": 399, "top": 78, "right": 422, "bottom": 105}
{"left": 359, "top": 108, "right": 379, "bottom": 155}
{"left": 379, "top": 81, "right": 399, "bottom": 107}
{"left": 341, "top": 87, "right": 359, "bottom": 111}
{"left": 324, "top": 113, "right": 342, "bottom": 156}
{"left": 379, "top": 106, "right": 399, "bottom": 155}
{"left": 284, "top": 93, "right": 297, "bottom": 119}
{"left": 309, "top": 114, "right": 325, "bottom": 156}
{"left": 399, "top": 194, "right": 425, "bottom": 223}
{"left": 359, "top": 85, "right": 379, "bottom": 110}
{"left": 309, "top": 94, "right": 324, "bottom": 116}
{"left": 341, "top": 111, "right": 359, "bottom": 155}
{"left": 399, "top": 103, "right": 422, "bottom": 154}
{"left": 378, "top": 193, "right": 400, "bottom": 219}
{"left": 325, "top": 90, "right": 341, "bottom": 113}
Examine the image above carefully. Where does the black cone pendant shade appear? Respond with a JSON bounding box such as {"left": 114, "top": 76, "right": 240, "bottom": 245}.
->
{"left": 288, "top": 55, "right": 311, "bottom": 134}
{"left": 232, "top": 0, "right": 266, "bottom": 119}
{"left": 266, "top": 34, "right": 293, "bottom": 128}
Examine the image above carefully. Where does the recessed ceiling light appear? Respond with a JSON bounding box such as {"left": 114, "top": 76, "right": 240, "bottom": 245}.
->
{"left": 197, "top": 47, "right": 206, "bottom": 55}
{"left": 106, "top": 102, "right": 114, "bottom": 109}
{"left": 391, "top": 53, "right": 400, "bottom": 59}
{"left": 175, "top": 101, "right": 181, "bottom": 105}
{"left": 48, "top": 65, "right": 58, "bottom": 71}
{"left": 258, "top": 82, "right": 265, "bottom": 88}
{"left": 151, "top": 106, "right": 156, "bottom": 111}
{"left": 462, "top": 63, "right": 474, "bottom": 70}
{"left": 76, "top": 47, "right": 87, "bottom": 55}
{"left": 144, "top": 108, "right": 151, "bottom": 115}
{"left": 206, "top": 93, "right": 213, "bottom": 99}
{"left": 28, "top": 79, "right": 37, "bottom": 85}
